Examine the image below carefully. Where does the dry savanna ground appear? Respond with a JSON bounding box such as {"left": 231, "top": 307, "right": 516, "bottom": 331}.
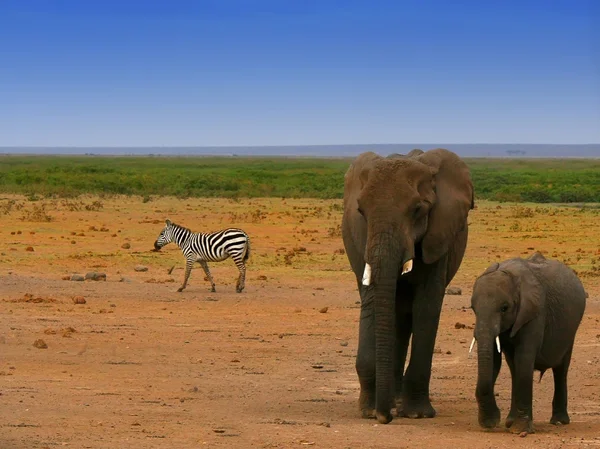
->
{"left": 1, "top": 195, "right": 599, "bottom": 449}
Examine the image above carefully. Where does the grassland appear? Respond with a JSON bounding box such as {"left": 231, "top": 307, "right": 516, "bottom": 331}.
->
{"left": 0, "top": 155, "right": 598, "bottom": 202}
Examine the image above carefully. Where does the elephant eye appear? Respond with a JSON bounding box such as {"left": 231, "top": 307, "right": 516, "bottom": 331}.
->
{"left": 500, "top": 304, "right": 509, "bottom": 313}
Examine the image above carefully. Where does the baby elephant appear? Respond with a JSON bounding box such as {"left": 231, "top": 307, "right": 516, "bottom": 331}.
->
{"left": 471, "top": 252, "right": 586, "bottom": 434}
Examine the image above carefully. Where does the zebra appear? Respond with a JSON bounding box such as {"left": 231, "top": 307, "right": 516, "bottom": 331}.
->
{"left": 153, "top": 219, "right": 250, "bottom": 293}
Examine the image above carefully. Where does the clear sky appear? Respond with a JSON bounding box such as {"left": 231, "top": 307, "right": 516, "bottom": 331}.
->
{"left": 1, "top": 0, "right": 599, "bottom": 146}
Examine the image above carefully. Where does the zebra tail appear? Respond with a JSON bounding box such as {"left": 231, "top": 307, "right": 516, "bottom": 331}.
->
{"left": 244, "top": 237, "right": 251, "bottom": 262}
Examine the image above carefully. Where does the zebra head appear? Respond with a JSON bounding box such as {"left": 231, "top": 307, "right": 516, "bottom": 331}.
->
{"left": 154, "top": 219, "right": 175, "bottom": 251}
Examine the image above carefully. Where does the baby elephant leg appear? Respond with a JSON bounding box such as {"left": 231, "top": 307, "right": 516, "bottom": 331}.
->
{"left": 550, "top": 346, "right": 573, "bottom": 425}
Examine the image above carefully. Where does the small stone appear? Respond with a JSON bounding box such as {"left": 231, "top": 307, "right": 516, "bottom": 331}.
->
{"left": 134, "top": 265, "right": 148, "bottom": 272}
{"left": 257, "top": 275, "right": 267, "bottom": 280}
{"left": 319, "top": 307, "right": 328, "bottom": 313}
{"left": 121, "top": 243, "right": 131, "bottom": 249}
{"left": 33, "top": 339, "right": 48, "bottom": 349}
{"left": 25, "top": 246, "right": 34, "bottom": 252}
{"left": 61, "top": 275, "right": 70, "bottom": 280}
{"left": 446, "top": 286, "right": 462, "bottom": 295}
{"left": 340, "top": 341, "right": 348, "bottom": 347}
{"left": 85, "top": 272, "right": 106, "bottom": 281}
{"left": 454, "top": 322, "right": 467, "bottom": 329}
{"left": 72, "top": 296, "right": 86, "bottom": 305}
{"left": 71, "top": 274, "right": 85, "bottom": 282}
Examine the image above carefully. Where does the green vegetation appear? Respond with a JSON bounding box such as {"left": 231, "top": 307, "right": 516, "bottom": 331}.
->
{"left": 0, "top": 155, "right": 598, "bottom": 202}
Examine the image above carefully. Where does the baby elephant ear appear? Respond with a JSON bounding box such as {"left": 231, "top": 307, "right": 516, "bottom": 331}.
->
{"left": 510, "top": 268, "right": 544, "bottom": 338}
{"left": 166, "top": 219, "right": 172, "bottom": 226}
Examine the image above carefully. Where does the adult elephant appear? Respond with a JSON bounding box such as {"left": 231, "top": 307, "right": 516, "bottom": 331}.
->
{"left": 342, "top": 148, "right": 474, "bottom": 424}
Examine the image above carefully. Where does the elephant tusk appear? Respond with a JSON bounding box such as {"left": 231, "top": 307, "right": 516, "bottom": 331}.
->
{"left": 401, "top": 259, "right": 413, "bottom": 275}
{"left": 495, "top": 336, "right": 501, "bottom": 353}
{"left": 362, "top": 263, "right": 372, "bottom": 286}
{"left": 469, "top": 337, "right": 476, "bottom": 354}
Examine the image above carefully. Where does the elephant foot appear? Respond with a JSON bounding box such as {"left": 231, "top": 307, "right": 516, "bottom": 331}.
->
{"left": 506, "top": 415, "right": 534, "bottom": 435}
{"left": 397, "top": 397, "right": 436, "bottom": 419}
{"left": 550, "top": 411, "right": 570, "bottom": 425}
{"left": 358, "top": 390, "right": 376, "bottom": 419}
{"left": 375, "top": 409, "right": 393, "bottom": 424}
{"left": 478, "top": 405, "right": 501, "bottom": 429}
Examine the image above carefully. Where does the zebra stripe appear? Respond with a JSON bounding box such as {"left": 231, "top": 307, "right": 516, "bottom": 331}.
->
{"left": 154, "top": 220, "right": 250, "bottom": 293}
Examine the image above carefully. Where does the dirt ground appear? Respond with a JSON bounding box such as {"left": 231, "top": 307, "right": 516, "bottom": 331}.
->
{"left": 1, "top": 195, "right": 599, "bottom": 449}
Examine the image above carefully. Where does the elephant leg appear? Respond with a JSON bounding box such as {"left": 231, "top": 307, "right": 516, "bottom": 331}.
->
{"left": 399, "top": 260, "right": 446, "bottom": 419}
{"left": 199, "top": 260, "right": 216, "bottom": 292}
{"left": 506, "top": 345, "right": 536, "bottom": 434}
{"left": 177, "top": 259, "right": 193, "bottom": 292}
{"left": 394, "top": 292, "right": 413, "bottom": 412}
{"left": 504, "top": 347, "right": 519, "bottom": 428}
{"left": 550, "top": 346, "right": 573, "bottom": 425}
{"left": 356, "top": 284, "right": 376, "bottom": 419}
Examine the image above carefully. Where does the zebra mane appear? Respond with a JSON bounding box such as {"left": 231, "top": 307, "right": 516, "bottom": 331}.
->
{"left": 170, "top": 222, "right": 193, "bottom": 234}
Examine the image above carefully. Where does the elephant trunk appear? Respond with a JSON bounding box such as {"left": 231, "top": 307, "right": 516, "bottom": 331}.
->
{"left": 475, "top": 335, "right": 500, "bottom": 428}
{"left": 367, "top": 232, "right": 411, "bottom": 424}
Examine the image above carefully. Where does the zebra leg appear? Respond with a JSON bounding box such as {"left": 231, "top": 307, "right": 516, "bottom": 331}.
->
{"left": 199, "top": 260, "right": 216, "bottom": 292}
{"left": 177, "top": 259, "right": 194, "bottom": 292}
{"left": 235, "top": 261, "right": 246, "bottom": 293}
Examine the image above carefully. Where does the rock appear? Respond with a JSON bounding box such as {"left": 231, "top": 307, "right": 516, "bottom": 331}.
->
{"left": 319, "top": 307, "right": 328, "bottom": 313}
{"left": 455, "top": 322, "right": 467, "bottom": 329}
{"left": 33, "top": 339, "right": 48, "bottom": 349}
{"left": 25, "top": 246, "right": 34, "bottom": 252}
{"left": 61, "top": 275, "right": 70, "bottom": 280}
{"left": 340, "top": 341, "right": 348, "bottom": 347}
{"left": 119, "top": 277, "right": 131, "bottom": 283}
{"left": 72, "top": 296, "right": 86, "bottom": 305}
{"left": 121, "top": 243, "right": 131, "bottom": 249}
{"left": 257, "top": 275, "right": 267, "bottom": 280}
{"left": 85, "top": 272, "right": 106, "bottom": 281}
{"left": 446, "top": 286, "right": 462, "bottom": 295}
{"left": 71, "top": 274, "right": 85, "bottom": 282}
{"left": 134, "top": 265, "right": 148, "bottom": 272}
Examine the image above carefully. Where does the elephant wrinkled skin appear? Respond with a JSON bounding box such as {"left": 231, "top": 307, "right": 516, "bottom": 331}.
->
{"left": 341, "top": 148, "right": 474, "bottom": 424}
{"left": 471, "top": 252, "right": 586, "bottom": 434}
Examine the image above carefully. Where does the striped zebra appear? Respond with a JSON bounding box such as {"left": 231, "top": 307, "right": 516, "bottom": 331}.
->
{"left": 153, "top": 219, "right": 250, "bottom": 293}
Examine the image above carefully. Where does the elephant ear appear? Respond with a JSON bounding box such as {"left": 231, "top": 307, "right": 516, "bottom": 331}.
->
{"left": 510, "top": 267, "right": 544, "bottom": 338}
{"left": 417, "top": 149, "right": 474, "bottom": 264}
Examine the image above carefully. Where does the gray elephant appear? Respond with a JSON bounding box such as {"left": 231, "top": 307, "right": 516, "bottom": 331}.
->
{"left": 342, "top": 148, "right": 474, "bottom": 424}
{"left": 471, "top": 252, "right": 586, "bottom": 434}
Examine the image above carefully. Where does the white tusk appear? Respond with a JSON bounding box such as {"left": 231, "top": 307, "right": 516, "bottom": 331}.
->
{"left": 495, "top": 336, "right": 501, "bottom": 353}
{"left": 469, "top": 337, "right": 476, "bottom": 354}
{"left": 401, "top": 259, "right": 413, "bottom": 275}
{"left": 362, "top": 263, "right": 372, "bottom": 286}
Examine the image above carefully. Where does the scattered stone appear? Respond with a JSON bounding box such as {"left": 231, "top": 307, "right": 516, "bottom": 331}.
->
{"left": 319, "top": 307, "right": 328, "bottom": 314}
{"left": 134, "top": 265, "right": 148, "bottom": 272}
{"left": 119, "top": 277, "right": 131, "bottom": 283}
{"left": 446, "top": 286, "right": 462, "bottom": 295}
{"left": 340, "top": 341, "right": 348, "bottom": 347}
{"left": 231, "top": 359, "right": 240, "bottom": 363}
{"left": 455, "top": 322, "right": 467, "bottom": 329}
{"left": 71, "top": 274, "right": 85, "bottom": 282}
{"left": 121, "top": 243, "right": 131, "bottom": 249}
{"left": 62, "top": 327, "right": 77, "bottom": 337}
{"left": 44, "top": 328, "right": 57, "bottom": 335}
{"left": 311, "top": 365, "right": 324, "bottom": 369}
{"left": 61, "top": 275, "right": 70, "bottom": 280}
{"left": 70, "top": 240, "right": 76, "bottom": 244}
{"left": 72, "top": 296, "right": 86, "bottom": 305}
{"left": 33, "top": 339, "right": 48, "bottom": 349}
{"left": 257, "top": 275, "right": 267, "bottom": 280}
{"left": 85, "top": 272, "right": 106, "bottom": 281}
{"left": 25, "top": 246, "right": 34, "bottom": 252}
{"left": 446, "top": 350, "right": 452, "bottom": 355}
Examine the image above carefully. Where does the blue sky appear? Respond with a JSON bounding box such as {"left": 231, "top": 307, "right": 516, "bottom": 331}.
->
{"left": 1, "top": 0, "right": 598, "bottom": 146}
